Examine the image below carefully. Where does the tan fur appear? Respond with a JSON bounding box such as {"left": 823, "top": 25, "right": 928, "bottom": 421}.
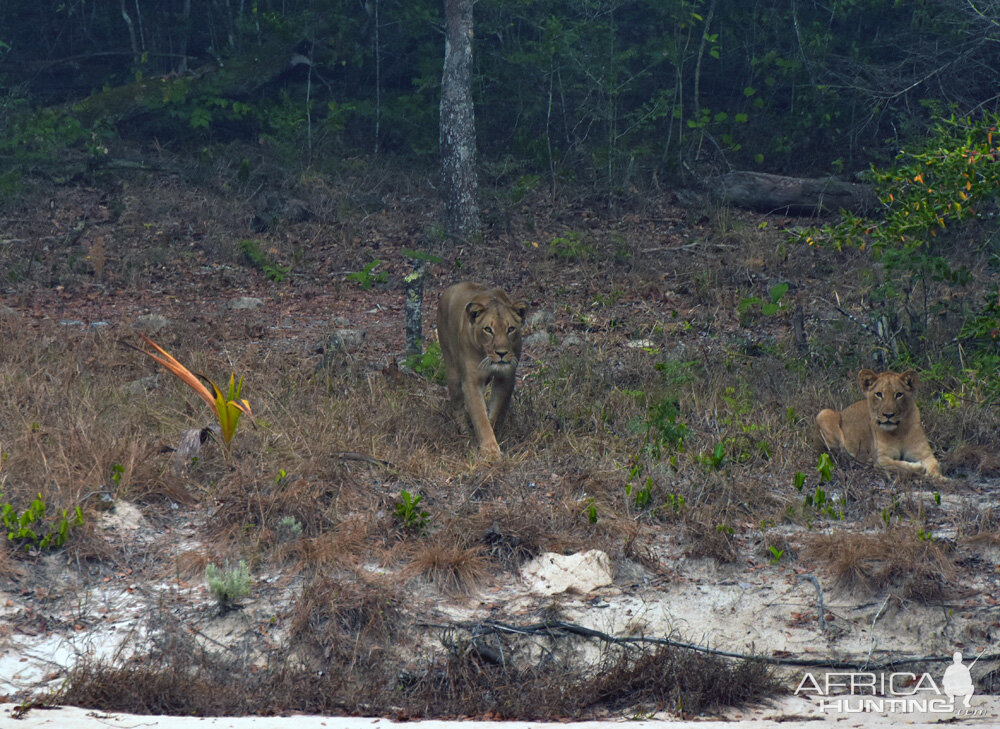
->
{"left": 815, "top": 369, "right": 945, "bottom": 480}
{"left": 437, "top": 282, "right": 527, "bottom": 459}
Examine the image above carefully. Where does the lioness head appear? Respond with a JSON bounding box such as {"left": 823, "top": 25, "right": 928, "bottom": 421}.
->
{"left": 466, "top": 296, "right": 527, "bottom": 373}
{"left": 859, "top": 369, "right": 919, "bottom": 432}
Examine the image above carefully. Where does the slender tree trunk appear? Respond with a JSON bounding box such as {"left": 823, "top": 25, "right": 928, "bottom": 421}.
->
{"left": 440, "top": 0, "right": 480, "bottom": 241}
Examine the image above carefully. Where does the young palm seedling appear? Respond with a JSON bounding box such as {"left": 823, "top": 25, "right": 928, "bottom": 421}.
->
{"left": 127, "top": 334, "right": 253, "bottom": 452}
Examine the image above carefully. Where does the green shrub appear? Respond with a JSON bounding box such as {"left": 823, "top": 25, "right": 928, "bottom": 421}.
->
{"left": 205, "top": 560, "right": 252, "bottom": 608}
{"left": 2, "top": 493, "right": 84, "bottom": 552}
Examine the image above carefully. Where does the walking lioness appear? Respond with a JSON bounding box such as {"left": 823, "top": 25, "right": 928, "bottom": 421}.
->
{"left": 815, "top": 369, "right": 945, "bottom": 480}
{"left": 438, "top": 282, "right": 527, "bottom": 458}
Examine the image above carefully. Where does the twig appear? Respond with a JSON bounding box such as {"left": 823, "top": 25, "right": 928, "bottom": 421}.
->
{"left": 798, "top": 574, "right": 828, "bottom": 635}
{"left": 417, "top": 618, "right": 1000, "bottom": 671}
{"left": 863, "top": 594, "right": 892, "bottom": 669}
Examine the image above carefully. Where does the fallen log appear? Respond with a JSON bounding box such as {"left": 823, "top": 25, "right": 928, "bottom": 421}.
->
{"left": 713, "top": 170, "right": 877, "bottom": 216}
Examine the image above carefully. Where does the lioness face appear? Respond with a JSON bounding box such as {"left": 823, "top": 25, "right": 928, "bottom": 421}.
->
{"left": 859, "top": 369, "right": 918, "bottom": 432}
{"left": 467, "top": 301, "right": 524, "bottom": 373}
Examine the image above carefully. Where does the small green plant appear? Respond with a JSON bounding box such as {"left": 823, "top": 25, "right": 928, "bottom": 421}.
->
{"left": 1, "top": 493, "right": 84, "bottom": 551}
{"left": 276, "top": 515, "right": 303, "bottom": 541}
{"left": 699, "top": 442, "right": 727, "bottom": 470}
{"left": 548, "top": 231, "right": 594, "bottom": 261}
{"left": 584, "top": 498, "right": 598, "bottom": 524}
{"left": 633, "top": 398, "right": 689, "bottom": 458}
{"left": 346, "top": 259, "right": 388, "bottom": 289}
{"left": 767, "top": 545, "right": 785, "bottom": 565}
{"left": 662, "top": 492, "right": 686, "bottom": 517}
{"left": 933, "top": 491, "right": 942, "bottom": 506}
{"left": 625, "top": 476, "right": 654, "bottom": 509}
{"left": 737, "top": 283, "right": 789, "bottom": 322}
{"left": 237, "top": 239, "right": 291, "bottom": 282}
{"left": 793, "top": 471, "right": 806, "bottom": 491}
{"left": 404, "top": 340, "right": 445, "bottom": 384}
{"left": 129, "top": 334, "right": 253, "bottom": 451}
{"left": 205, "top": 559, "right": 252, "bottom": 609}
{"left": 917, "top": 528, "right": 934, "bottom": 541}
{"left": 110, "top": 463, "right": 124, "bottom": 486}
{"left": 816, "top": 452, "right": 834, "bottom": 482}
{"left": 394, "top": 490, "right": 430, "bottom": 533}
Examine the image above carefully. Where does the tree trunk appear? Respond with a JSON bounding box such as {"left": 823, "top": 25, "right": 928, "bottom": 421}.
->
{"left": 439, "top": 0, "right": 480, "bottom": 241}
{"left": 713, "top": 171, "right": 876, "bottom": 216}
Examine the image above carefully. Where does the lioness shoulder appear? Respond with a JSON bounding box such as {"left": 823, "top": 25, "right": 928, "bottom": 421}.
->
{"left": 437, "top": 282, "right": 527, "bottom": 458}
{"left": 815, "top": 369, "right": 945, "bottom": 480}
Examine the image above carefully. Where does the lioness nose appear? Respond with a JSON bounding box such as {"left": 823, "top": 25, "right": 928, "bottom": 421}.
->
{"left": 496, "top": 349, "right": 508, "bottom": 359}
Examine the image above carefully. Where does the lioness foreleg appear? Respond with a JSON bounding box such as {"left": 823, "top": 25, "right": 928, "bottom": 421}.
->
{"left": 462, "top": 378, "right": 501, "bottom": 458}
{"left": 487, "top": 375, "right": 515, "bottom": 428}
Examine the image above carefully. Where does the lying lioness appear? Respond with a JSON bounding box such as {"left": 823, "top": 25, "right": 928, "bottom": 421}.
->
{"left": 438, "top": 282, "right": 527, "bottom": 458}
{"left": 815, "top": 369, "right": 945, "bottom": 480}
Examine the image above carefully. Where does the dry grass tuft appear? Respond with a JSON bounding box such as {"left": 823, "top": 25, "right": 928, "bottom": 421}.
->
{"left": 290, "top": 570, "right": 404, "bottom": 668}
{"left": 406, "top": 532, "right": 489, "bottom": 594}
{"left": 583, "top": 644, "right": 777, "bottom": 716}
{"left": 804, "top": 528, "right": 954, "bottom": 600}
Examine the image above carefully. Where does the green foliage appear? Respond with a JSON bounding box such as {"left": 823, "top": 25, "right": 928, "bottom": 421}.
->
{"left": 816, "top": 453, "right": 834, "bottom": 483}
{"left": 583, "top": 498, "right": 598, "bottom": 524}
{"left": 738, "top": 283, "right": 789, "bottom": 323}
{"left": 237, "top": 239, "right": 290, "bottom": 283}
{"left": 346, "top": 260, "right": 388, "bottom": 290}
{"left": 634, "top": 398, "right": 689, "bottom": 459}
{"left": 393, "top": 490, "right": 430, "bottom": 533}
{"left": 404, "top": 341, "right": 445, "bottom": 384}
{"left": 276, "top": 515, "right": 303, "bottom": 541}
{"left": 1, "top": 493, "right": 84, "bottom": 552}
{"left": 800, "top": 115, "right": 1000, "bottom": 355}
{"left": 205, "top": 560, "right": 252, "bottom": 607}
{"left": 625, "top": 476, "right": 654, "bottom": 509}
{"left": 548, "top": 231, "right": 594, "bottom": 262}
{"left": 767, "top": 545, "right": 785, "bottom": 565}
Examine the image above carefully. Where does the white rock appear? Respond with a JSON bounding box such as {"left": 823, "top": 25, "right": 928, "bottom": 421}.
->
{"left": 522, "top": 549, "right": 613, "bottom": 595}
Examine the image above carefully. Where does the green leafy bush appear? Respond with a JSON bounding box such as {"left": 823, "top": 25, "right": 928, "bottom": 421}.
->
{"left": 404, "top": 341, "right": 445, "bottom": 384}
{"left": 2, "top": 493, "right": 84, "bottom": 551}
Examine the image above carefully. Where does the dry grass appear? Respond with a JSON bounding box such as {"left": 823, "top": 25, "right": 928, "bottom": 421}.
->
{"left": 803, "top": 527, "right": 955, "bottom": 600}
{"left": 4, "top": 168, "right": 1000, "bottom": 718}
{"left": 405, "top": 532, "right": 489, "bottom": 594}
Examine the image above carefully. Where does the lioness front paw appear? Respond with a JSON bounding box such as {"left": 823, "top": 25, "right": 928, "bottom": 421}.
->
{"left": 480, "top": 443, "right": 502, "bottom": 461}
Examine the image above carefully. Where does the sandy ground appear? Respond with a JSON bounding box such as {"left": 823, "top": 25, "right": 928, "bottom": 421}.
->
{"left": 4, "top": 696, "right": 1000, "bottom": 728}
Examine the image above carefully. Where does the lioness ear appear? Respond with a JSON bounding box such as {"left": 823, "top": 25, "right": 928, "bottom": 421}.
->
{"left": 899, "top": 369, "right": 919, "bottom": 392}
{"left": 858, "top": 369, "right": 878, "bottom": 392}
{"left": 511, "top": 300, "right": 528, "bottom": 322}
{"left": 466, "top": 301, "right": 486, "bottom": 323}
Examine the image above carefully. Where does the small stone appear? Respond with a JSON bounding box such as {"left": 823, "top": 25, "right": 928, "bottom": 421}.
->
{"left": 134, "top": 313, "right": 169, "bottom": 332}
{"left": 522, "top": 550, "right": 613, "bottom": 595}
{"left": 89, "top": 321, "right": 111, "bottom": 330}
{"left": 524, "top": 331, "right": 549, "bottom": 348}
{"left": 229, "top": 296, "right": 264, "bottom": 310}
{"left": 59, "top": 319, "right": 84, "bottom": 327}
{"left": 328, "top": 328, "right": 366, "bottom": 351}
{"left": 527, "top": 310, "right": 554, "bottom": 330}
{"left": 120, "top": 375, "right": 160, "bottom": 396}
{"left": 561, "top": 334, "right": 584, "bottom": 348}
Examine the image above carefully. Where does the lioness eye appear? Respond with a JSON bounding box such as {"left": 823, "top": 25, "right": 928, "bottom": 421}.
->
{"left": 507, "top": 326, "right": 515, "bottom": 334}
{"left": 895, "top": 392, "right": 903, "bottom": 399}
{"left": 875, "top": 392, "right": 882, "bottom": 399}
{"left": 484, "top": 326, "right": 493, "bottom": 334}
